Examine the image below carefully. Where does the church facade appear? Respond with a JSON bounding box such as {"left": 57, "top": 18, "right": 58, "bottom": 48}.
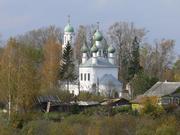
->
{"left": 62, "top": 20, "right": 123, "bottom": 98}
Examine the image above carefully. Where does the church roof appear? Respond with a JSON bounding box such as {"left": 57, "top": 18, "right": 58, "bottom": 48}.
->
{"left": 108, "top": 46, "right": 115, "bottom": 53}
{"left": 99, "top": 74, "right": 122, "bottom": 88}
{"left": 64, "top": 23, "right": 74, "bottom": 32}
{"left": 144, "top": 81, "right": 180, "bottom": 97}
{"left": 80, "top": 57, "right": 117, "bottom": 68}
{"left": 94, "top": 30, "right": 103, "bottom": 41}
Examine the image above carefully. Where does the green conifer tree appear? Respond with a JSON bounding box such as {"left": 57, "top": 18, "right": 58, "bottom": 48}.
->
{"left": 59, "top": 41, "right": 77, "bottom": 90}
{"left": 128, "top": 36, "right": 142, "bottom": 81}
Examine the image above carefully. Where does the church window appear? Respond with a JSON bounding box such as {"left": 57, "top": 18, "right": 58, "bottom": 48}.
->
{"left": 81, "top": 73, "right": 83, "bottom": 81}
{"left": 84, "top": 74, "right": 86, "bottom": 81}
{"left": 88, "top": 73, "right": 90, "bottom": 81}
{"left": 99, "top": 51, "right": 101, "bottom": 56}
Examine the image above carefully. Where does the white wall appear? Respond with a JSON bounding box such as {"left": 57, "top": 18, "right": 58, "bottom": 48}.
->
{"left": 62, "top": 32, "right": 74, "bottom": 49}
{"left": 79, "top": 66, "right": 118, "bottom": 92}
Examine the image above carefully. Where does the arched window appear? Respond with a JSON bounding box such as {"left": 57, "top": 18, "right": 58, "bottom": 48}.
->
{"left": 88, "top": 73, "right": 90, "bottom": 81}
{"left": 84, "top": 74, "right": 86, "bottom": 81}
{"left": 81, "top": 73, "right": 83, "bottom": 81}
{"left": 99, "top": 51, "right": 101, "bottom": 56}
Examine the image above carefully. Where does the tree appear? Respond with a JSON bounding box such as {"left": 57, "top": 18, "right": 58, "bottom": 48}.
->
{"left": 0, "top": 38, "right": 40, "bottom": 115}
{"left": 173, "top": 59, "right": 180, "bottom": 81}
{"left": 41, "top": 36, "right": 61, "bottom": 91}
{"left": 59, "top": 41, "right": 77, "bottom": 90}
{"left": 17, "top": 25, "right": 63, "bottom": 49}
{"left": 108, "top": 22, "right": 146, "bottom": 86}
{"left": 128, "top": 36, "right": 141, "bottom": 81}
{"left": 130, "top": 71, "right": 158, "bottom": 96}
{"left": 74, "top": 25, "right": 87, "bottom": 63}
{"left": 140, "top": 39, "right": 175, "bottom": 80}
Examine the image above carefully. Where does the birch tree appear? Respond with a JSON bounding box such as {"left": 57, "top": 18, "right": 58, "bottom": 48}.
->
{"left": 0, "top": 38, "right": 40, "bottom": 114}
{"left": 41, "top": 36, "right": 61, "bottom": 91}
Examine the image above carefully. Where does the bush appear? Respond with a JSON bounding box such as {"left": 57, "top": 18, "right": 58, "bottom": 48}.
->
{"left": 0, "top": 121, "right": 18, "bottom": 135}
{"left": 100, "top": 114, "right": 136, "bottom": 135}
{"left": 112, "top": 105, "right": 131, "bottom": 114}
{"left": 21, "top": 120, "right": 52, "bottom": 135}
{"left": 135, "top": 115, "right": 158, "bottom": 135}
{"left": 82, "top": 106, "right": 109, "bottom": 116}
{"left": 164, "top": 104, "right": 178, "bottom": 113}
{"left": 156, "top": 125, "right": 176, "bottom": 135}
{"left": 78, "top": 92, "right": 104, "bottom": 102}
{"left": 156, "top": 116, "right": 177, "bottom": 135}
{"left": 141, "top": 96, "right": 164, "bottom": 117}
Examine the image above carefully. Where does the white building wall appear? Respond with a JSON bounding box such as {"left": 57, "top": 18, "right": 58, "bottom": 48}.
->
{"left": 79, "top": 66, "right": 118, "bottom": 92}
{"left": 62, "top": 32, "right": 74, "bottom": 49}
{"left": 79, "top": 67, "right": 94, "bottom": 92}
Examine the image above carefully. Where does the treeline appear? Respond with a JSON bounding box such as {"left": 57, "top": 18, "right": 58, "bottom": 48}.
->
{"left": 0, "top": 22, "right": 179, "bottom": 111}
{"left": 74, "top": 22, "right": 179, "bottom": 96}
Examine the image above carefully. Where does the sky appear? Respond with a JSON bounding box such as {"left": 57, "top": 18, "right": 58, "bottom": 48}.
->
{"left": 0, "top": 0, "right": 180, "bottom": 55}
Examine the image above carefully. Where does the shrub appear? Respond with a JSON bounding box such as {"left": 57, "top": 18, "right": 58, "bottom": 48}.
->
{"left": 156, "top": 116, "right": 177, "bottom": 135}
{"left": 78, "top": 92, "right": 104, "bottom": 102}
{"left": 112, "top": 105, "right": 131, "bottom": 114}
{"left": 21, "top": 120, "right": 51, "bottom": 135}
{"left": 0, "top": 121, "right": 18, "bottom": 135}
{"left": 141, "top": 96, "right": 164, "bottom": 117}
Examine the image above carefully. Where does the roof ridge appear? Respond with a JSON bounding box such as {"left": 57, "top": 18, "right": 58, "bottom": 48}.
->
{"left": 144, "top": 82, "right": 163, "bottom": 95}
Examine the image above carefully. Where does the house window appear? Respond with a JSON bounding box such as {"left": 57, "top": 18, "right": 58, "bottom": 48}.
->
{"left": 81, "top": 73, "right": 83, "bottom": 81}
{"left": 84, "top": 73, "right": 86, "bottom": 81}
{"left": 88, "top": 73, "right": 90, "bottom": 81}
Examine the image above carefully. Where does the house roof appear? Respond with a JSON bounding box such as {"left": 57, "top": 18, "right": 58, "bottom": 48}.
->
{"left": 144, "top": 81, "right": 180, "bottom": 97}
{"left": 80, "top": 57, "right": 117, "bottom": 68}
{"left": 35, "top": 95, "right": 61, "bottom": 106}
{"left": 101, "top": 98, "right": 130, "bottom": 106}
{"left": 70, "top": 101, "right": 99, "bottom": 106}
{"left": 131, "top": 95, "right": 145, "bottom": 104}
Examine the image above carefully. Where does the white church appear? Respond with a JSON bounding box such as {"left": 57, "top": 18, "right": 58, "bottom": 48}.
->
{"left": 62, "top": 19, "right": 125, "bottom": 98}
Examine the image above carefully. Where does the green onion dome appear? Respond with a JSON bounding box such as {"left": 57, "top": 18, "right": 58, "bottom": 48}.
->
{"left": 64, "top": 23, "right": 74, "bottom": 32}
{"left": 81, "top": 43, "right": 89, "bottom": 53}
{"left": 108, "top": 46, "right": 115, "bottom": 53}
{"left": 94, "top": 30, "right": 103, "bottom": 41}
{"left": 91, "top": 44, "right": 98, "bottom": 52}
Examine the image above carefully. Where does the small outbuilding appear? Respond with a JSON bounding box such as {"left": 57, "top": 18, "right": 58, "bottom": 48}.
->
{"left": 101, "top": 98, "right": 130, "bottom": 107}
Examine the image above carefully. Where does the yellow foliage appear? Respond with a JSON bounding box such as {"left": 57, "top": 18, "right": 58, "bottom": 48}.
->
{"left": 41, "top": 36, "right": 61, "bottom": 91}
{"left": 174, "top": 73, "right": 180, "bottom": 81}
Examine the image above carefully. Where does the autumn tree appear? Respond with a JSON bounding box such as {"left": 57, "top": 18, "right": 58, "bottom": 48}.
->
{"left": 41, "top": 36, "right": 61, "bottom": 91}
{"left": 74, "top": 25, "right": 87, "bottom": 63}
{"left": 0, "top": 38, "right": 40, "bottom": 116}
{"left": 17, "top": 25, "right": 63, "bottom": 48}
{"left": 59, "top": 41, "right": 77, "bottom": 90}
{"left": 140, "top": 39, "right": 175, "bottom": 80}
{"left": 173, "top": 58, "right": 180, "bottom": 81}
{"left": 108, "top": 22, "right": 146, "bottom": 86}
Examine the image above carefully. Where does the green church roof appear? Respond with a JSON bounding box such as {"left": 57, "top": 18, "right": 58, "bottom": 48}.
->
{"left": 91, "top": 44, "right": 98, "bottom": 52}
{"left": 108, "top": 46, "right": 115, "bottom": 53}
{"left": 94, "top": 30, "right": 103, "bottom": 41}
{"left": 64, "top": 23, "right": 74, "bottom": 32}
{"left": 81, "top": 43, "right": 89, "bottom": 53}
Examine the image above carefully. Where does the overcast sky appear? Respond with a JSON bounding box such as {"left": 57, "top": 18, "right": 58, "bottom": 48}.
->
{"left": 0, "top": 0, "right": 179, "bottom": 55}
